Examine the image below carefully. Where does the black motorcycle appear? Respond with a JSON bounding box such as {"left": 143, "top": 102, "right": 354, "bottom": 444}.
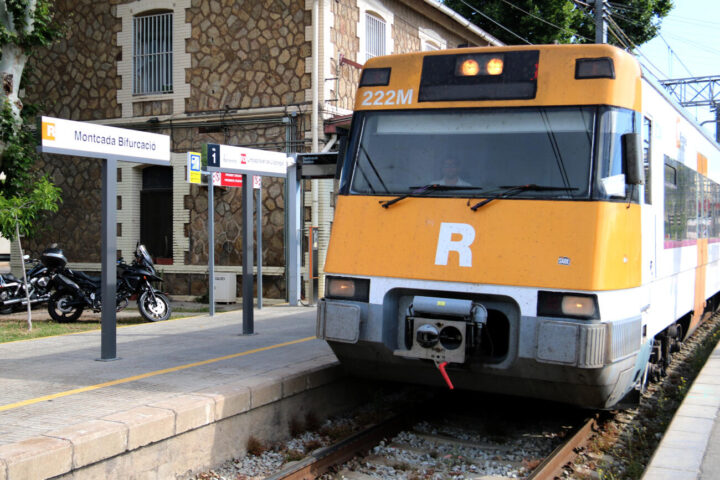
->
{"left": 43, "top": 245, "right": 172, "bottom": 322}
{"left": 0, "top": 256, "right": 53, "bottom": 314}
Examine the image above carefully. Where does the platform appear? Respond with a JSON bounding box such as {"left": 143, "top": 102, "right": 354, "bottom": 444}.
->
{"left": 642, "top": 340, "right": 720, "bottom": 479}
{"left": 0, "top": 305, "right": 363, "bottom": 479}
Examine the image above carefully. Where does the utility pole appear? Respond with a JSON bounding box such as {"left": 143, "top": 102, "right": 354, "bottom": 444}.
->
{"left": 595, "top": 0, "right": 607, "bottom": 44}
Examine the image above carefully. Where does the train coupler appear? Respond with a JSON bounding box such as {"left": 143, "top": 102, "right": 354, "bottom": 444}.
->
{"left": 435, "top": 360, "right": 455, "bottom": 390}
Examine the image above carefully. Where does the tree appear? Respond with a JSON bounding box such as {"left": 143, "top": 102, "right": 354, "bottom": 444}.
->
{"left": 444, "top": 0, "right": 674, "bottom": 47}
{"left": 1, "top": 0, "right": 63, "bottom": 329}
{"left": 0, "top": 178, "right": 60, "bottom": 329}
{"left": 1, "top": 0, "right": 63, "bottom": 226}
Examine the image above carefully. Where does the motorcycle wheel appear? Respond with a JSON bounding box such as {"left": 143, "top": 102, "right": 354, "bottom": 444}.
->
{"left": 0, "top": 305, "right": 13, "bottom": 315}
{"left": 138, "top": 291, "right": 171, "bottom": 322}
{"left": 48, "top": 292, "right": 84, "bottom": 323}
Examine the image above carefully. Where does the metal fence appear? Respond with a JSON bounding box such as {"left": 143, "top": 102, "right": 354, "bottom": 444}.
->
{"left": 133, "top": 12, "right": 173, "bottom": 95}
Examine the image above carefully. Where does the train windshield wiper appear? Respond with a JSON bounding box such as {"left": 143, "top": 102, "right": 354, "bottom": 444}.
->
{"left": 470, "top": 184, "right": 578, "bottom": 211}
{"left": 380, "top": 184, "right": 483, "bottom": 209}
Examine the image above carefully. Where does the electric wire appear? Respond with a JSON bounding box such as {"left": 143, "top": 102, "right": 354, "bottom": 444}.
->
{"left": 455, "top": 0, "right": 533, "bottom": 45}
{"left": 658, "top": 34, "right": 694, "bottom": 77}
{"left": 496, "top": 0, "right": 593, "bottom": 42}
{"left": 605, "top": 5, "right": 695, "bottom": 77}
{"left": 606, "top": 25, "right": 630, "bottom": 50}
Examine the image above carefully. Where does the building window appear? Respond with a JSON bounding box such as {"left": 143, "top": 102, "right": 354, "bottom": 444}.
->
{"left": 419, "top": 27, "right": 446, "bottom": 53}
{"left": 365, "top": 13, "right": 386, "bottom": 61}
{"left": 141, "top": 166, "right": 173, "bottom": 262}
{"left": 133, "top": 11, "right": 173, "bottom": 95}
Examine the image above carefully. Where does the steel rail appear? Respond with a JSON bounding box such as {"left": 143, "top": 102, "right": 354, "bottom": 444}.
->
{"left": 265, "top": 415, "right": 407, "bottom": 480}
{"left": 527, "top": 416, "right": 599, "bottom": 479}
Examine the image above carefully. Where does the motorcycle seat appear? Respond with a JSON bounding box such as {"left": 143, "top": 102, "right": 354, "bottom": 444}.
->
{"left": 1, "top": 273, "right": 20, "bottom": 283}
{"left": 73, "top": 270, "right": 102, "bottom": 285}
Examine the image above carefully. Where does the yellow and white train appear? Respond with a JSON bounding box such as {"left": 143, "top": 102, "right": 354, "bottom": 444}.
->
{"left": 316, "top": 44, "right": 720, "bottom": 409}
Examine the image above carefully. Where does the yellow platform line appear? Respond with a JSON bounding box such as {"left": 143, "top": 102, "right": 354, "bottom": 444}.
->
{"left": 0, "top": 336, "right": 315, "bottom": 412}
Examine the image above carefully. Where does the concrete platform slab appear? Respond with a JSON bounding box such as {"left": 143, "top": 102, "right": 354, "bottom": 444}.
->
{"left": 0, "top": 304, "right": 361, "bottom": 479}
{"left": 643, "top": 339, "right": 720, "bottom": 480}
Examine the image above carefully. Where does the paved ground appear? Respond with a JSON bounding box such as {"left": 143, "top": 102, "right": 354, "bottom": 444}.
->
{"left": 0, "top": 302, "right": 331, "bottom": 446}
{"left": 642, "top": 341, "right": 720, "bottom": 479}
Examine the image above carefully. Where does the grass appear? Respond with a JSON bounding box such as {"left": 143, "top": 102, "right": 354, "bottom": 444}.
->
{"left": 0, "top": 309, "right": 201, "bottom": 343}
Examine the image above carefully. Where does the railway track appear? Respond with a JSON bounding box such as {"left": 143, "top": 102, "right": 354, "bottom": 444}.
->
{"left": 265, "top": 401, "right": 596, "bottom": 480}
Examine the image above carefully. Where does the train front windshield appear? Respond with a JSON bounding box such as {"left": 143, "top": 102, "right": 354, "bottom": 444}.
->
{"left": 348, "top": 106, "right": 636, "bottom": 201}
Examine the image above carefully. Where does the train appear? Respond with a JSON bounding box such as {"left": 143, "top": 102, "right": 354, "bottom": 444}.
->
{"left": 316, "top": 44, "right": 720, "bottom": 409}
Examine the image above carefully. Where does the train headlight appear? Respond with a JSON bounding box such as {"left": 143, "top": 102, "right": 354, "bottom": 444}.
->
{"left": 325, "top": 276, "right": 370, "bottom": 302}
{"left": 537, "top": 291, "right": 599, "bottom": 320}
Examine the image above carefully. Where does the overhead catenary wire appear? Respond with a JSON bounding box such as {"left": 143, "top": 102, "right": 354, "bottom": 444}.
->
{"left": 496, "top": 0, "right": 593, "bottom": 42}
{"left": 605, "top": 4, "right": 695, "bottom": 77}
{"left": 572, "top": 1, "right": 667, "bottom": 81}
{"left": 658, "top": 34, "right": 695, "bottom": 77}
{"left": 455, "top": 0, "right": 533, "bottom": 45}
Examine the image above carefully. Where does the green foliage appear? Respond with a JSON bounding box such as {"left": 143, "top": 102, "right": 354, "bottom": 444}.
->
{"left": 0, "top": 99, "right": 61, "bottom": 241}
{"left": 443, "top": 0, "right": 674, "bottom": 47}
{"left": 0, "top": 173, "right": 61, "bottom": 240}
{"left": 0, "top": 0, "right": 63, "bottom": 52}
{"left": 1, "top": 100, "right": 35, "bottom": 195}
{"left": 1, "top": 0, "right": 64, "bottom": 242}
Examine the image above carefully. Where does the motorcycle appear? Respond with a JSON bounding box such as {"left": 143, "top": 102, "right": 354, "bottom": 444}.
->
{"left": 43, "top": 244, "right": 172, "bottom": 323}
{"left": 0, "top": 256, "right": 53, "bottom": 314}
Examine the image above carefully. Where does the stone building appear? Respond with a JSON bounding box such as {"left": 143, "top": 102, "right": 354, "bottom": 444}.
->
{"left": 17, "top": 0, "right": 499, "bottom": 300}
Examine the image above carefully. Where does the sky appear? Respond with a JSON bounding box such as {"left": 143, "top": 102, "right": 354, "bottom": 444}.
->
{"left": 636, "top": 0, "right": 720, "bottom": 135}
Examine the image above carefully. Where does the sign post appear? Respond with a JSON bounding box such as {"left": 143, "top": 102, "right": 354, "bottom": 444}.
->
{"left": 203, "top": 144, "right": 290, "bottom": 334}
{"left": 254, "top": 175, "right": 263, "bottom": 310}
{"left": 39, "top": 116, "right": 170, "bottom": 360}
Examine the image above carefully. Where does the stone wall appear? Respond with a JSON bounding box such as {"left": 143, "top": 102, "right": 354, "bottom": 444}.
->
{"left": 23, "top": 156, "right": 103, "bottom": 262}
{"left": 184, "top": 0, "right": 310, "bottom": 112}
{"left": 25, "top": 0, "right": 121, "bottom": 121}
{"left": 332, "top": 0, "right": 362, "bottom": 112}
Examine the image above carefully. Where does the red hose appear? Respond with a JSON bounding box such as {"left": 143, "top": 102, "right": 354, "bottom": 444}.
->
{"left": 437, "top": 361, "right": 454, "bottom": 390}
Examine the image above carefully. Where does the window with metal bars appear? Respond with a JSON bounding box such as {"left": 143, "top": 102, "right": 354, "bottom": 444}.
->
{"left": 365, "top": 13, "right": 386, "bottom": 62}
{"left": 133, "top": 12, "right": 173, "bottom": 95}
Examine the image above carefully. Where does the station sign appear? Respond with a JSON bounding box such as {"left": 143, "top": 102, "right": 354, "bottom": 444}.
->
{"left": 40, "top": 116, "right": 170, "bottom": 165}
{"left": 297, "top": 151, "right": 339, "bottom": 179}
{"left": 190, "top": 150, "right": 262, "bottom": 188}
{"left": 204, "top": 143, "right": 289, "bottom": 178}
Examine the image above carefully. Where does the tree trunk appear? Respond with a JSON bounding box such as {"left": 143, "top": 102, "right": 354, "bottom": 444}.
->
{"left": 0, "top": 43, "right": 28, "bottom": 120}
{"left": 14, "top": 215, "right": 32, "bottom": 330}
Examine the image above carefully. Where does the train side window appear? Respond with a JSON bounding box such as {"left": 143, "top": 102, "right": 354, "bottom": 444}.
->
{"left": 643, "top": 117, "right": 652, "bottom": 204}
{"left": 664, "top": 162, "right": 677, "bottom": 187}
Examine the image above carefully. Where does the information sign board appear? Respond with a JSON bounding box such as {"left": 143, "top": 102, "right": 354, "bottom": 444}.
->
{"left": 187, "top": 152, "right": 202, "bottom": 184}
{"left": 204, "top": 143, "right": 289, "bottom": 177}
{"left": 40, "top": 116, "right": 170, "bottom": 165}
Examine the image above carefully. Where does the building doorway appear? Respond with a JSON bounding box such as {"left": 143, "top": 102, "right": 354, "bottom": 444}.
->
{"left": 140, "top": 166, "right": 173, "bottom": 263}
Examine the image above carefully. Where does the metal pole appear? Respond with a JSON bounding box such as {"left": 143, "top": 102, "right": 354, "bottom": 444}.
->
{"left": 256, "top": 185, "right": 263, "bottom": 310}
{"left": 99, "top": 157, "right": 118, "bottom": 361}
{"left": 716, "top": 108, "right": 720, "bottom": 144}
{"left": 208, "top": 177, "right": 215, "bottom": 316}
{"left": 286, "top": 161, "right": 301, "bottom": 305}
{"left": 242, "top": 174, "right": 254, "bottom": 334}
{"left": 595, "top": 0, "right": 607, "bottom": 44}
